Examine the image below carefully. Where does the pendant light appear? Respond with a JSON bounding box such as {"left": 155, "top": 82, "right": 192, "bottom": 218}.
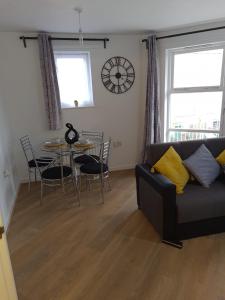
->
{"left": 74, "top": 7, "right": 84, "bottom": 46}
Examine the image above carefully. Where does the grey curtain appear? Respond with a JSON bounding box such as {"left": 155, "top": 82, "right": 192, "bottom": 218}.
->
{"left": 38, "top": 32, "right": 62, "bottom": 130}
{"left": 142, "top": 34, "right": 161, "bottom": 162}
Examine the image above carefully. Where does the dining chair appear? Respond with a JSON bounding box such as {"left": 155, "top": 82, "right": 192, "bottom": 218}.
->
{"left": 74, "top": 130, "right": 104, "bottom": 165}
{"left": 79, "top": 138, "right": 111, "bottom": 203}
{"left": 20, "top": 135, "right": 54, "bottom": 191}
{"left": 29, "top": 147, "right": 80, "bottom": 206}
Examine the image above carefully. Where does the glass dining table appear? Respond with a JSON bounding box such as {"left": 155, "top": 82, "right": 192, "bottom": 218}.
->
{"left": 40, "top": 138, "right": 97, "bottom": 177}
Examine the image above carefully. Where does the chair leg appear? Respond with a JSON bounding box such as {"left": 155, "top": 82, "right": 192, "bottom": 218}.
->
{"left": 85, "top": 175, "right": 89, "bottom": 191}
{"left": 60, "top": 158, "right": 65, "bottom": 193}
{"left": 79, "top": 175, "right": 82, "bottom": 192}
{"left": 106, "top": 177, "right": 111, "bottom": 192}
{"left": 34, "top": 168, "right": 37, "bottom": 182}
{"left": 88, "top": 178, "right": 91, "bottom": 191}
{"left": 40, "top": 181, "right": 44, "bottom": 205}
{"left": 28, "top": 169, "right": 31, "bottom": 192}
{"left": 72, "top": 176, "right": 80, "bottom": 206}
{"left": 61, "top": 177, "right": 65, "bottom": 193}
{"left": 100, "top": 174, "right": 104, "bottom": 204}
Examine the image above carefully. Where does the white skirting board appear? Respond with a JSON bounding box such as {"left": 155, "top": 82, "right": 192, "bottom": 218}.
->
{"left": 5, "top": 181, "right": 20, "bottom": 232}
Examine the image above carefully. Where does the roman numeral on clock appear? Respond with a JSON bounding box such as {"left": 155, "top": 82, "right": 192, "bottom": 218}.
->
{"left": 126, "top": 65, "right": 133, "bottom": 72}
{"left": 107, "top": 59, "right": 114, "bottom": 68}
{"left": 126, "top": 79, "right": 133, "bottom": 86}
{"left": 117, "top": 85, "right": 122, "bottom": 94}
{"left": 101, "top": 73, "right": 110, "bottom": 79}
{"left": 110, "top": 84, "right": 116, "bottom": 93}
{"left": 104, "top": 79, "right": 111, "bottom": 88}
{"left": 115, "top": 56, "right": 121, "bottom": 65}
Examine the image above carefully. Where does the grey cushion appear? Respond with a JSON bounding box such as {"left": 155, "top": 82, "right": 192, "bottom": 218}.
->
{"left": 177, "top": 179, "right": 225, "bottom": 223}
{"left": 183, "top": 144, "right": 220, "bottom": 188}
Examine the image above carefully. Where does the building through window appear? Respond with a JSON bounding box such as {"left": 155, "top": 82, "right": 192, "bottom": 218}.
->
{"left": 165, "top": 45, "right": 225, "bottom": 142}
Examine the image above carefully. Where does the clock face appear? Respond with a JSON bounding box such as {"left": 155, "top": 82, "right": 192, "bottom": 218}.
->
{"left": 101, "top": 56, "right": 135, "bottom": 94}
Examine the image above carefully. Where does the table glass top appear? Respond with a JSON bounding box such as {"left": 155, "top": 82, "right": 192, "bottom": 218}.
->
{"left": 42, "top": 138, "right": 96, "bottom": 153}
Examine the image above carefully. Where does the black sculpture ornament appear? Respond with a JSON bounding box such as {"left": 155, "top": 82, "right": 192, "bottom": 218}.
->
{"left": 64, "top": 123, "right": 79, "bottom": 145}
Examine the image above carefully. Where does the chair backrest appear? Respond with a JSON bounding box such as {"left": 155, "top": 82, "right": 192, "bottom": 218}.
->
{"left": 20, "top": 135, "right": 58, "bottom": 179}
{"left": 99, "top": 138, "right": 111, "bottom": 165}
{"left": 20, "top": 135, "right": 35, "bottom": 164}
{"left": 81, "top": 130, "right": 104, "bottom": 142}
{"left": 81, "top": 130, "right": 104, "bottom": 156}
{"left": 20, "top": 135, "right": 43, "bottom": 176}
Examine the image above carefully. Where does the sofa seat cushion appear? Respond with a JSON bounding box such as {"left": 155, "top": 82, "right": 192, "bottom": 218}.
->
{"left": 177, "top": 179, "right": 225, "bottom": 223}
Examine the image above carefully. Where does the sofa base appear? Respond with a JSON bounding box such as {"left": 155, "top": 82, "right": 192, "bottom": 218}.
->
{"left": 135, "top": 162, "right": 225, "bottom": 249}
{"left": 177, "top": 216, "right": 225, "bottom": 241}
{"left": 162, "top": 239, "right": 183, "bottom": 249}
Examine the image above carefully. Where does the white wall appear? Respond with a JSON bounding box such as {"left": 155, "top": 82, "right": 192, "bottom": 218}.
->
{"left": 157, "top": 22, "right": 225, "bottom": 139}
{"left": 2, "top": 22, "right": 223, "bottom": 186}
{"left": 0, "top": 32, "right": 147, "bottom": 182}
{"left": 0, "top": 86, "right": 19, "bottom": 228}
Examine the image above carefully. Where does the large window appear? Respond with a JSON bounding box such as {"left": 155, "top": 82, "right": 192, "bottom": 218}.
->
{"left": 165, "top": 45, "right": 225, "bottom": 142}
{"left": 54, "top": 51, "right": 94, "bottom": 109}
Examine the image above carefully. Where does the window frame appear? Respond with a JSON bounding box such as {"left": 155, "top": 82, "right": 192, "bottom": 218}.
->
{"left": 165, "top": 43, "right": 225, "bottom": 142}
{"left": 54, "top": 50, "right": 94, "bottom": 109}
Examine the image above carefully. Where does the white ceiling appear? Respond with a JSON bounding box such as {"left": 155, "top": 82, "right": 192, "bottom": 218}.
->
{"left": 0, "top": 0, "right": 225, "bottom": 33}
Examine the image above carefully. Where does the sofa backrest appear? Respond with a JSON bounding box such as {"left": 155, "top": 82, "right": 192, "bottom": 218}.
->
{"left": 146, "top": 137, "right": 225, "bottom": 166}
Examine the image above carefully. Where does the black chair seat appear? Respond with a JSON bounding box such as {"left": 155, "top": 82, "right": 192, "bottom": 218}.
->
{"left": 74, "top": 154, "right": 100, "bottom": 164}
{"left": 80, "top": 162, "right": 108, "bottom": 175}
{"left": 42, "top": 166, "right": 72, "bottom": 180}
{"left": 28, "top": 157, "right": 53, "bottom": 168}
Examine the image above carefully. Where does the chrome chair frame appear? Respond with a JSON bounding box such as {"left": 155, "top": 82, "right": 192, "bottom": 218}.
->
{"left": 20, "top": 136, "right": 80, "bottom": 205}
{"left": 76, "top": 130, "right": 104, "bottom": 159}
{"left": 20, "top": 135, "right": 53, "bottom": 191}
{"left": 80, "top": 138, "right": 111, "bottom": 203}
{"left": 74, "top": 130, "right": 104, "bottom": 183}
{"left": 37, "top": 151, "right": 80, "bottom": 206}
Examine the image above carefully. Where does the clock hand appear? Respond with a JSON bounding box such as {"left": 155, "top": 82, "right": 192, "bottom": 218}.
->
{"left": 110, "top": 74, "right": 126, "bottom": 77}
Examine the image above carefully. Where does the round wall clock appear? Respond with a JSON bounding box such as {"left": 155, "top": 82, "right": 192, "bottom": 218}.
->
{"left": 101, "top": 56, "right": 135, "bottom": 94}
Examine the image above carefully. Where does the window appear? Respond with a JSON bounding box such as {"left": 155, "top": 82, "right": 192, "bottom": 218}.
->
{"left": 165, "top": 45, "right": 225, "bottom": 142}
{"left": 54, "top": 51, "right": 94, "bottom": 109}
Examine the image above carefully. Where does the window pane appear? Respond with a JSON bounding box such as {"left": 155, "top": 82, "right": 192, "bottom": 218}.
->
{"left": 173, "top": 49, "right": 223, "bottom": 88}
{"left": 169, "top": 92, "right": 222, "bottom": 131}
{"left": 168, "top": 131, "right": 219, "bottom": 142}
{"left": 55, "top": 54, "right": 93, "bottom": 108}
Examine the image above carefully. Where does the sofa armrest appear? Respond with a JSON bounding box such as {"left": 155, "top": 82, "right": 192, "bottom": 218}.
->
{"left": 135, "top": 164, "right": 177, "bottom": 241}
{"left": 135, "top": 164, "right": 175, "bottom": 199}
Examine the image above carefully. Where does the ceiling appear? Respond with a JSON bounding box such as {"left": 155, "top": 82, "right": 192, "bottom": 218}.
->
{"left": 0, "top": 0, "right": 225, "bottom": 34}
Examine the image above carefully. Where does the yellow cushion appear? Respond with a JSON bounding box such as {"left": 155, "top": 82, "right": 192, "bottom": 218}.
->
{"left": 216, "top": 150, "right": 225, "bottom": 166}
{"left": 153, "top": 146, "right": 189, "bottom": 194}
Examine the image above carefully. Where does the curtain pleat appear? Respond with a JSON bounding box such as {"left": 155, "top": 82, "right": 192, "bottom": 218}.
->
{"left": 142, "top": 34, "right": 161, "bottom": 162}
{"left": 38, "top": 33, "right": 62, "bottom": 130}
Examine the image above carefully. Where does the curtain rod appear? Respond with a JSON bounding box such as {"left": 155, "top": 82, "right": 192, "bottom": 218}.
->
{"left": 19, "top": 36, "right": 110, "bottom": 49}
{"left": 142, "top": 25, "right": 225, "bottom": 44}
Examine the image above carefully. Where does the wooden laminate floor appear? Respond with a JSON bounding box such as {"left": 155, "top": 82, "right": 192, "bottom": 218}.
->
{"left": 7, "top": 170, "right": 225, "bottom": 300}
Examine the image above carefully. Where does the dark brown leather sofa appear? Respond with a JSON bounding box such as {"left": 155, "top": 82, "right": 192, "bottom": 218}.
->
{"left": 135, "top": 138, "right": 225, "bottom": 248}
